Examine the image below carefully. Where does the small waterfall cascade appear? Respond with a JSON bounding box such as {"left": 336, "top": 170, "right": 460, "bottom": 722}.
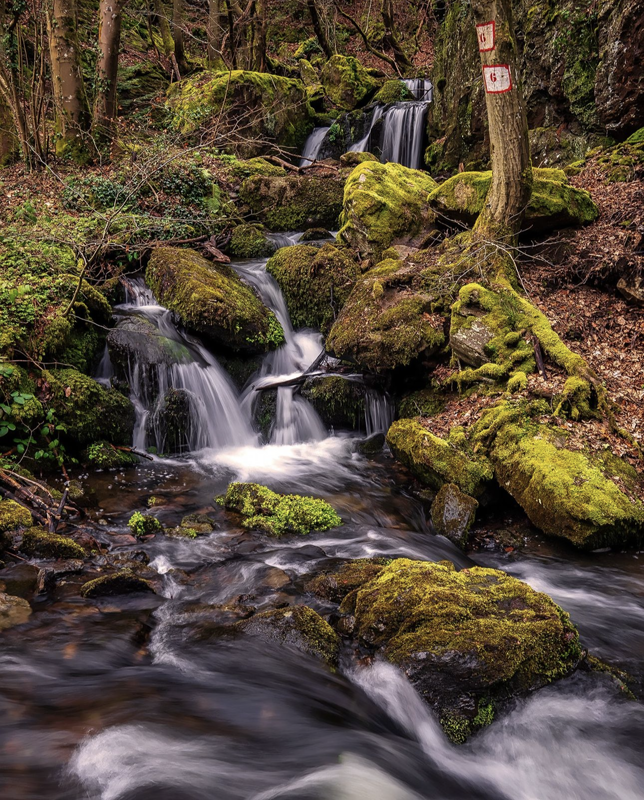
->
{"left": 402, "top": 78, "right": 433, "bottom": 102}
{"left": 111, "top": 279, "right": 257, "bottom": 454}
{"left": 299, "top": 126, "right": 331, "bottom": 166}
{"left": 364, "top": 389, "right": 395, "bottom": 436}
{"left": 95, "top": 343, "right": 114, "bottom": 388}
{"left": 348, "top": 105, "right": 385, "bottom": 154}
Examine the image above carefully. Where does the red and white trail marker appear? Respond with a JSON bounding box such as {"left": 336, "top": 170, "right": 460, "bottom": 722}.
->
{"left": 483, "top": 65, "right": 513, "bottom": 94}
{"left": 476, "top": 21, "right": 495, "bottom": 52}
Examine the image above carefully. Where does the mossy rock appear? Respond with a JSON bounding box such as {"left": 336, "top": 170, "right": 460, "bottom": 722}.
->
{"left": 239, "top": 173, "right": 344, "bottom": 231}
{"left": 0, "top": 591, "right": 32, "bottom": 631}
{"left": 146, "top": 247, "right": 284, "bottom": 354}
{"left": 107, "top": 316, "right": 187, "bottom": 374}
{"left": 179, "top": 513, "right": 216, "bottom": 534}
{"left": 20, "top": 528, "right": 86, "bottom": 559}
{"left": 374, "top": 80, "right": 414, "bottom": 105}
{"left": 339, "top": 558, "right": 581, "bottom": 741}
{"left": 117, "top": 62, "right": 169, "bottom": 111}
{"left": 266, "top": 243, "right": 360, "bottom": 333}
{"left": 338, "top": 161, "right": 438, "bottom": 260}
{"left": 301, "top": 375, "right": 366, "bottom": 429}
{"left": 428, "top": 169, "right": 598, "bottom": 232}
{"left": 320, "top": 55, "right": 379, "bottom": 111}
{"left": 231, "top": 157, "right": 287, "bottom": 179}
{"left": 326, "top": 259, "right": 446, "bottom": 372}
{"left": 85, "top": 441, "right": 138, "bottom": 469}
{"left": 167, "top": 70, "right": 314, "bottom": 156}
{"left": 299, "top": 227, "right": 333, "bottom": 241}
{"left": 386, "top": 418, "right": 493, "bottom": 497}
{"left": 80, "top": 569, "right": 155, "bottom": 599}
{"left": 0, "top": 499, "right": 32, "bottom": 532}
{"left": 472, "top": 402, "right": 644, "bottom": 550}
{"left": 626, "top": 128, "right": 644, "bottom": 145}
{"left": 398, "top": 390, "right": 445, "bottom": 419}
{"left": 221, "top": 482, "right": 342, "bottom": 536}
{"left": 305, "top": 558, "right": 389, "bottom": 603}
{"left": 44, "top": 369, "right": 135, "bottom": 447}
{"left": 431, "top": 483, "right": 478, "bottom": 549}
{"left": 228, "top": 224, "right": 277, "bottom": 259}
{"left": 238, "top": 605, "right": 340, "bottom": 666}
{"left": 339, "top": 151, "right": 379, "bottom": 168}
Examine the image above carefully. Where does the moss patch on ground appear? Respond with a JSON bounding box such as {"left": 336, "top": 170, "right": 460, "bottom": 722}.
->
{"left": 0, "top": 499, "right": 32, "bottom": 532}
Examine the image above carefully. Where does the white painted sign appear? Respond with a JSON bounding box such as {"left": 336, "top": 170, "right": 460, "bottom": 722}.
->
{"left": 476, "top": 21, "right": 495, "bottom": 52}
{"left": 483, "top": 65, "right": 513, "bottom": 94}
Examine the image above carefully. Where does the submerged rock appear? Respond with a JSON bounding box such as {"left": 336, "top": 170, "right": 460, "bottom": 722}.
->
{"left": 0, "top": 563, "right": 40, "bottom": 598}
{"left": 80, "top": 569, "right": 155, "bottom": 599}
{"left": 238, "top": 605, "right": 340, "bottom": 666}
{"left": 220, "top": 482, "right": 342, "bottom": 537}
{"left": 179, "top": 513, "right": 216, "bottom": 534}
{"left": 266, "top": 244, "right": 360, "bottom": 333}
{"left": 431, "top": 483, "right": 478, "bottom": 549}
{"left": 239, "top": 174, "right": 344, "bottom": 231}
{"left": 0, "top": 591, "right": 31, "bottom": 631}
{"left": 148, "top": 388, "right": 193, "bottom": 456}
{"left": 338, "top": 161, "right": 438, "bottom": 260}
{"left": 146, "top": 246, "right": 284, "bottom": 354}
{"left": 338, "top": 558, "right": 582, "bottom": 742}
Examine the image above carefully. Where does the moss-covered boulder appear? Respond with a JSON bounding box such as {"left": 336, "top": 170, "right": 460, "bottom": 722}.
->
{"left": 339, "top": 558, "right": 581, "bottom": 741}
{"left": 85, "top": 441, "right": 138, "bottom": 469}
{"left": 339, "top": 151, "right": 379, "bottom": 168}
{"left": 20, "top": 528, "right": 86, "bottom": 559}
{"left": 80, "top": 569, "right": 155, "bottom": 599}
{"left": 107, "top": 316, "right": 189, "bottom": 375}
{"left": 320, "top": 55, "right": 379, "bottom": 111}
{"left": 374, "top": 80, "right": 414, "bottom": 105}
{"left": 266, "top": 244, "right": 360, "bottom": 333}
{"left": 431, "top": 483, "right": 478, "bottom": 549}
{"left": 44, "top": 369, "right": 135, "bottom": 447}
{"left": 0, "top": 499, "right": 32, "bottom": 532}
{"left": 0, "top": 592, "right": 32, "bottom": 631}
{"left": 472, "top": 402, "right": 644, "bottom": 549}
{"left": 167, "top": 70, "right": 314, "bottom": 156}
{"left": 238, "top": 605, "right": 340, "bottom": 666}
{"left": 326, "top": 259, "right": 446, "bottom": 372}
{"left": 305, "top": 558, "right": 389, "bottom": 603}
{"left": 398, "top": 390, "right": 445, "bottom": 419}
{"left": 146, "top": 247, "right": 284, "bottom": 354}
{"left": 239, "top": 174, "right": 344, "bottom": 231}
{"left": 386, "top": 419, "right": 493, "bottom": 497}
{"left": 338, "top": 162, "right": 438, "bottom": 260}
{"left": 228, "top": 224, "right": 277, "bottom": 259}
{"left": 301, "top": 375, "right": 366, "bottom": 429}
{"left": 428, "top": 169, "right": 598, "bottom": 232}
{"left": 221, "top": 482, "right": 342, "bottom": 536}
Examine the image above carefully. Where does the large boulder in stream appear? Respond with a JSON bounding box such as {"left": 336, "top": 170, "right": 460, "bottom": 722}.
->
{"left": 338, "top": 161, "right": 439, "bottom": 260}
{"left": 266, "top": 243, "right": 360, "bottom": 333}
{"left": 239, "top": 174, "right": 345, "bottom": 231}
{"left": 319, "top": 558, "right": 582, "bottom": 742}
{"left": 320, "top": 55, "right": 379, "bottom": 111}
{"left": 146, "top": 247, "right": 284, "bottom": 355}
{"left": 108, "top": 317, "right": 189, "bottom": 373}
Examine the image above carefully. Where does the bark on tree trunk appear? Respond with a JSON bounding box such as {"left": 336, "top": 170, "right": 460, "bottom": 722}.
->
{"left": 381, "top": 0, "right": 412, "bottom": 74}
{"left": 93, "top": 0, "right": 127, "bottom": 134}
{"left": 471, "top": 0, "right": 532, "bottom": 243}
{"left": 47, "top": 0, "right": 89, "bottom": 157}
{"left": 224, "top": 0, "right": 237, "bottom": 68}
{"left": 153, "top": 0, "right": 174, "bottom": 56}
{"left": 172, "top": 0, "right": 188, "bottom": 73}
{"left": 307, "top": 0, "right": 332, "bottom": 58}
{"left": 251, "top": 0, "right": 266, "bottom": 72}
{"left": 207, "top": 0, "right": 225, "bottom": 67}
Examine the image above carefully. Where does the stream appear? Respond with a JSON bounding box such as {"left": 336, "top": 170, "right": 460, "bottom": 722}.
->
{"left": 1, "top": 236, "right": 643, "bottom": 800}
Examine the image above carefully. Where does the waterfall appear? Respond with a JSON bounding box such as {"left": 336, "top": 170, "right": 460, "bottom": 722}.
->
{"left": 402, "top": 78, "right": 433, "bottom": 102}
{"left": 364, "top": 389, "right": 395, "bottom": 436}
{"left": 299, "top": 126, "right": 331, "bottom": 166}
{"left": 380, "top": 101, "right": 429, "bottom": 170}
{"left": 95, "top": 343, "right": 114, "bottom": 387}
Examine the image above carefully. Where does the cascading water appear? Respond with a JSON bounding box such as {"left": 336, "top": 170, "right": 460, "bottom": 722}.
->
{"left": 299, "top": 126, "right": 331, "bottom": 166}
{"left": 348, "top": 105, "right": 385, "bottom": 154}
{"left": 364, "top": 388, "right": 395, "bottom": 436}
{"left": 402, "top": 78, "right": 433, "bottom": 102}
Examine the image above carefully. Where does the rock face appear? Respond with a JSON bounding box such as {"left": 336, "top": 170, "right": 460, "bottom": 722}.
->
{"left": 386, "top": 419, "right": 493, "bottom": 498}
{"left": 449, "top": 317, "right": 494, "bottom": 368}
{"left": 301, "top": 375, "right": 366, "bottom": 429}
{"left": 338, "top": 162, "right": 438, "bottom": 260}
{"left": 312, "top": 558, "right": 581, "bottom": 742}
{"left": 320, "top": 55, "right": 379, "bottom": 110}
{"left": 108, "top": 317, "right": 188, "bottom": 374}
{"left": 239, "top": 174, "right": 344, "bottom": 232}
{"left": 266, "top": 243, "right": 360, "bottom": 333}
{"left": 327, "top": 259, "right": 446, "bottom": 372}
{"left": 0, "top": 592, "right": 32, "bottom": 631}
{"left": 146, "top": 247, "right": 284, "bottom": 354}
{"left": 431, "top": 484, "right": 478, "bottom": 549}
{"left": 428, "top": 169, "right": 598, "bottom": 232}
{"left": 167, "top": 70, "right": 314, "bottom": 156}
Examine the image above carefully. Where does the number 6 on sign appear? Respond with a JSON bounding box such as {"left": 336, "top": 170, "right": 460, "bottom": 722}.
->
{"left": 483, "top": 65, "right": 513, "bottom": 94}
{"left": 476, "top": 21, "right": 495, "bottom": 52}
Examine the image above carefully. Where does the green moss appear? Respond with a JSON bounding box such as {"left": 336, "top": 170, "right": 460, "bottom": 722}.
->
{"left": 338, "top": 161, "right": 438, "bottom": 260}
{"left": 266, "top": 243, "right": 360, "bottom": 333}
{"left": 301, "top": 375, "right": 365, "bottom": 428}
{"left": 229, "top": 224, "right": 277, "bottom": 259}
{"left": 146, "top": 247, "right": 284, "bottom": 354}
{"left": 231, "top": 157, "right": 287, "bottom": 179}
{"left": 128, "top": 512, "right": 162, "bottom": 538}
{"left": 86, "top": 441, "right": 138, "bottom": 469}
{"left": 80, "top": 569, "right": 154, "bottom": 598}
{"left": 320, "top": 55, "right": 379, "bottom": 110}
{"left": 398, "top": 390, "right": 445, "bottom": 419}
{"left": 20, "top": 527, "right": 86, "bottom": 559}
{"left": 222, "top": 481, "right": 342, "bottom": 536}
{"left": 305, "top": 558, "right": 390, "bottom": 602}
{"left": 239, "top": 174, "right": 344, "bottom": 232}
{"left": 0, "top": 499, "right": 32, "bottom": 532}
{"left": 626, "top": 128, "right": 644, "bottom": 145}
{"left": 386, "top": 418, "right": 493, "bottom": 496}
{"left": 339, "top": 151, "right": 379, "bottom": 168}
{"left": 374, "top": 80, "right": 414, "bottom": 105}
{"left": 507, "top": 371, "right": 528, "bottom": 394}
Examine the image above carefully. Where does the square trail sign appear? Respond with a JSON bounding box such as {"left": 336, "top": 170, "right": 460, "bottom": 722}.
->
{"left": 483, "top": 65, "right": 513, "bottom": 94}
{"left": 476, "top": 21, "right": 495, "bottom": 52}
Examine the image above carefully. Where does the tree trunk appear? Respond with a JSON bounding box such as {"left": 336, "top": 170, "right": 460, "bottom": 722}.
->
{"left": 207, "top": 0, "right": 225, "bottom": 67}
{"left": 251, "top": 0, "right": 266, "bottom": 72}
{"left": 171, "top": 0, "right": 188, "bottom": 73}
{"left": 47, "top": 0, "right": 89, "bottom": 158}
{"left": 224, "top": 0, "right": 237, "bottom": 68}
{"left": 93, "top": 0, "right": 127, "bottom": 134}
{"left": 307, "top": 0, "right": 331, "bottom": 58}
{"left": 153, "top": 0, "right": 174, "bottom": 57}
{"left": 471, "top": 0, "right": 532, "bottom": 243}
{"left": 381, "top": 0, "right": 412, "bottom": 74}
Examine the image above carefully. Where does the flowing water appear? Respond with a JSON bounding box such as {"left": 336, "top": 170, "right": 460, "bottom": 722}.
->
{"left": 1, "top": 236, "right": 643, "bottom": 800}
{"left": 299, "top": 127, "right": 331, "bottom": 166}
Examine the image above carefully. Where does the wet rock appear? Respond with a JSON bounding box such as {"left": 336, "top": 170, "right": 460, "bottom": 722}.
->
{"left": 148, "top": 388, "right": 193, "bottom": 456}
{"left": 85, "top": 441, "right": 138, "bottom": 469}
{"left": 0, "top": 591, "right": 31, "bottom": 630}
{"left": 450, "top": 318, "right": 494, "bottom": 367}
{"left": 238, "top": 605, "right": 340, "bottom": 666}
{"left": 107, "top": 316, "right": 182, "bottom": 372}
{"left": 358, "top": 432, "right": 386, "bottom": 456}
{"left": 19, "top": 528, "right": 86, "bottom": 559}
{"left": 0, "top": 562, "right": 40, "bottom": 598}
{"left": 338, "top": 558, "right": 581, "bottom": 742}
{"left": 431, "top": 484, "right": 478, "bottom": 549}
{"left": 179, "top": 513, "right": 217, "bottom": 534}
{"left": 301, "top": 375, "right": 366, "bottom": 429}
{"left": 299, "top": 227, "right": 333, "bottom": 242}
{"left": 305, "top": 558, "right": 389, "bottom": 603}
{"left": 80, "top": 569, "right": 156, "bottom": 599}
